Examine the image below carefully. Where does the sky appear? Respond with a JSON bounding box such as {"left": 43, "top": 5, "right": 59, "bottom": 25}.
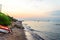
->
{"left": 0, "top": 0, "right": 60, "bottom": 18}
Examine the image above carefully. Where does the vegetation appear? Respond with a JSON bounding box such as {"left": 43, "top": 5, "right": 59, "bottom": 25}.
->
{"left": 0, "top": 12, "right": 12, "bottom": 26}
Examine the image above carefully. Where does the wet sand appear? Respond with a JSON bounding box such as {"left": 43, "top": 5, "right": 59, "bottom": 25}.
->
{"left": 25, "top": 31, "right": 35, "bottom": 40}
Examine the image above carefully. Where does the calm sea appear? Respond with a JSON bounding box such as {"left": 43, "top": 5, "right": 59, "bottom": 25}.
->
{"left": 23, "top": 21, "right": 60, "bottom": 40}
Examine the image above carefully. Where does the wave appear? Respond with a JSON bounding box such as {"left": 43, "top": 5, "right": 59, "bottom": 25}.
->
{"left": 24, "top": 25, "right": 44, "bottom": 40}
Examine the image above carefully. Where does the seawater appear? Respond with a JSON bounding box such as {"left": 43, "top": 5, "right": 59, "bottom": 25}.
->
{"left": 23, "top": 21, "right": 60, "bottom": 40}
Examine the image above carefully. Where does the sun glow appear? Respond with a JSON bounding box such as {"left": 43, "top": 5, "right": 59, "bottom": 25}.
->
{"left": 0, "top": 0, "right": 60, "bottom": 18}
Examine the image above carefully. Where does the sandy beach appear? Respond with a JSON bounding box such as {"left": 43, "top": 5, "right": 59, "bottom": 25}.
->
{"left": 0, "top": 21, "right": 44, "bottom": 40}
{"left": 0, "top": 27, "right": 27, "bottom": 40}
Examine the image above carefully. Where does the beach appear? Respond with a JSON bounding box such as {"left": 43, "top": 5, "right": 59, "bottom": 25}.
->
{"left": 0, "top": 20, "right": 43, "bottom": 40}
{"left": 0, "top": 27, "right": 27, "bottom": 40}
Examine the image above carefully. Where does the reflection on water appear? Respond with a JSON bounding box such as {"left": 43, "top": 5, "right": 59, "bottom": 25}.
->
{"left": 23, "top": 21, "right": 60, "bottom": 40}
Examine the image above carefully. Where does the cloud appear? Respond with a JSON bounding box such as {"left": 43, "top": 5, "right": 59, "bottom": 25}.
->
{"left": 50, "top": 10, "right": 60, "bottom": 16}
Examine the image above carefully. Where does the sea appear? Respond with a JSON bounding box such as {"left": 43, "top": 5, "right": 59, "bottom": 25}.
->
{"left": 22, "top": 21, "right": 60, "bottom": 40}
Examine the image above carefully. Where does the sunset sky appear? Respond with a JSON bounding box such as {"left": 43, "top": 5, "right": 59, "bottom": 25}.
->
{"left": 0, "top": 0, "right": 60, "bottom": 18}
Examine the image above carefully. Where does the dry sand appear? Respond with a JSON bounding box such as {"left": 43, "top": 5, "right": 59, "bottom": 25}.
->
{"left": 0, "top": 27, "right": 27, "bottom": 40}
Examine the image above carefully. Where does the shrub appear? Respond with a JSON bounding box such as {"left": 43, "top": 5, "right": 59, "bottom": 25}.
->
{"left": 0, "top": 12, "right": 11, "bottom": 26}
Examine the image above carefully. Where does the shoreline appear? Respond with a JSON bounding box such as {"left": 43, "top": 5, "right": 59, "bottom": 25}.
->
{"left": 25, "top": 30, "right": 44, "bottom": 40}
{"left": 24, "top": 25, "right": 44, "bottom": 40}
{"left": 0, "top": 20, "right": 44, "bottom": 40}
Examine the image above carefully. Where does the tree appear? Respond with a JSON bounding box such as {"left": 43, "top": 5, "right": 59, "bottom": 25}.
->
{"left": 7, "top": 16, "right": 17, "bottom": 22}
{"left": 0, "top": 12, "right": 11, "bottom": 26}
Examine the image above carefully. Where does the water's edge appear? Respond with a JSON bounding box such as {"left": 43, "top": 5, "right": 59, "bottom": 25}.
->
{"left": 24, "top": 25, "right": 44, "bottom": 40}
